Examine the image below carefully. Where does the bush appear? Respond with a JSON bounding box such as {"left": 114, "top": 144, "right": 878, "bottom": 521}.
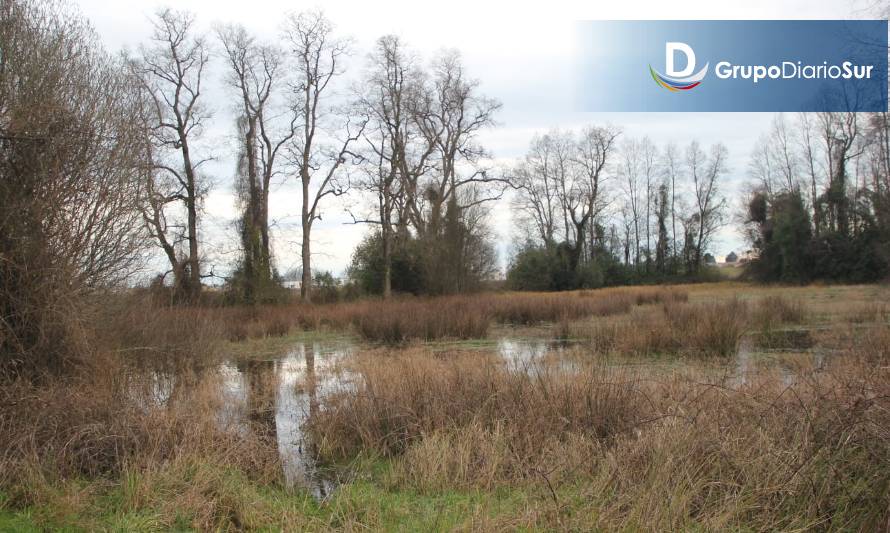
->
{"left": 348, "top": 232, "right": 425, "bottom": 296}
{"left": 507, "top": 243, "right": 608, "bottom": 291}
{"left": 0, "top": 0, "right": 147, "bottom": 378}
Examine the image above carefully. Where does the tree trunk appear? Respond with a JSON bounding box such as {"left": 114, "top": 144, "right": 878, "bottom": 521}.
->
{"left": 300, "top": 173, "right": 312, "bottom": 302}
{"left": 382, "top": 222, "right": 392, "bottom": 300}
{"left": 186, "top": 192, "right": 200, "bottom": 297}
{"left": 180, "top": 135, "right": 202, "bottom": 300}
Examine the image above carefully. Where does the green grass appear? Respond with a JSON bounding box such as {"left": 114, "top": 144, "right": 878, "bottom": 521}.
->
{"left": 0, "top": 463, "right": 559, "bottom": 532}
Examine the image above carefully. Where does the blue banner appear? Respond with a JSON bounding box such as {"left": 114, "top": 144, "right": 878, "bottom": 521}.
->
{"left": 576, "top": 20, "right": 888, "bottom": 112}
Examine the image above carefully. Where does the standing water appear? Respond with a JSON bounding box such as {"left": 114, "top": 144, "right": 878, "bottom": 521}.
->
{"left": 216, "top": 340, "right": 354, "bottom": 499}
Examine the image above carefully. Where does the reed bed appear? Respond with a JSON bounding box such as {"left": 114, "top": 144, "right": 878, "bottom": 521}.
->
{"left": 151, "top": 287, "right": 692, "bottom": 344}
{"left": 4, "top": 284, "right": 890, "bottom": 530}
{"left": 0, "top": 356, "right": 285, "bottom": 530}
{"left": 306, "top": 330, "right": 890, "bottom": 530}
{"left": 578, "top": 299, "right": 749, "bottom": 357}
{"left": 309, "top": 350, "right": 644, "bottom": 460}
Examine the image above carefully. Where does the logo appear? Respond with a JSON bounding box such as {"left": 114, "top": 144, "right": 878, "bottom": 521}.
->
{"left": 649, "top": 42, "right": 708, "bottom": 92}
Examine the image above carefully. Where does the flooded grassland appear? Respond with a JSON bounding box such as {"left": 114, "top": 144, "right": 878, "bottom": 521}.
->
{"left": 2, "top": 282, "right": 890, "bottom": 531}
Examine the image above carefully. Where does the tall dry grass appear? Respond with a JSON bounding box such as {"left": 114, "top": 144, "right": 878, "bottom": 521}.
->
{"left": 485, "top": 292, "right": 631, "bottom": 325}
{"left": 309, "top": 349, "right": 644, "bottom": 461}
{"left": 0, "top": 292, "right": 291, "bottom": 529}
{"left": 0, "top": 353, "right": 287, "bottom": 530}
{"left": 98, "top": 287, "right": 691, "bottom": 346}
{"left": 353, "top": 299, "right": 490, "bottom": 343}
{"left": 580, "top": 299, "right": 749, "bottom": 357}
{"left": 307, "top": 328, "right": 890, "bottom": 530}
{"left": 750, "top": 295, "right": 807, "bottom": 330}
{"left": 345, "top": 287, "right": 689, "bottom": 342}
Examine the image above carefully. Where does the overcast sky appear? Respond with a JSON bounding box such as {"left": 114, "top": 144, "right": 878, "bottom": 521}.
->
{"left": 76, "top": 0, "right": 867, "bottom": 278}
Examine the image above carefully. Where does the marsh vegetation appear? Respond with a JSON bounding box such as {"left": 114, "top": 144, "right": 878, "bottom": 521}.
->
{"left": 2, "top": 283, "right": 890, "bottom": 530}
{"left": 4, "top": 0, "right": 890, "bottom": 530}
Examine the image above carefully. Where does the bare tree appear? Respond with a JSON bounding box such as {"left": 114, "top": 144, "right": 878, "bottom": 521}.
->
{"left": 688, "top": 141, "right": 729, "bottom": 270}
{"left": 512, "top": 133, "right": 561, "bottom": 247}
{"left": 749, "top": 134, "right": 776, "bottom": 198}
{"left": 640, "top": 137, "right": 658, "bottom": 270}
{"left": 797, "top": 113, "right": 824, "bottom": 235}
{"left": 619, "top": 138, "right": 644, "bottom": 267}
{"left": 283, "top": 10, "right": 364, "bottom": 302}
{"left": 818, "top": 112, "right": 862, "bottom": 235}
{"left": 512, "top": 125, "right": 619, "bottom": 272}
{"left": 512, "top": 130, "right": 582, "bottom": 250}
{"left": 353, "top": 35, "right": 432, "bottom": 298}
{"left": 218, "top": 24, "right": 296, "bottom": 302}
{"left": 570, "top": 125, "right": 621, "bottom": 267}
{"left": 654, "top": 182, "right": 670, "bottom": 273}
{"left": 663, "top": 142, "right": 682, "bottom": 259}
{"left": 133, "top": 8, "right": 210, "bottom": 300}
{"left": 771, "top": 114, "right": 799, "bottom": 194}
{"left": 1, "top": 0, "right": 147, "bottom": 374}
{"left": 412, "top": 50, "right": 503, "bottom": 236}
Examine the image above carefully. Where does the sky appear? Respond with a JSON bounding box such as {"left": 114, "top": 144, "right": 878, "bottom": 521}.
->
{"left": 75, "top": 0, "right": 868, "bottom": 279}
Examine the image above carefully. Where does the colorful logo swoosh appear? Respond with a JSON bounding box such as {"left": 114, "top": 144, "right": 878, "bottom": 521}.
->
{"left": 649, "top": 63, "right": 709, "bottom": 92}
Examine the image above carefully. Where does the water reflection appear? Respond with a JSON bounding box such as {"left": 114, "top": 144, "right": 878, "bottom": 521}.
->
{"left": 497, "top": 337, "right": 576, "bottom": 371}
{"left": 136, "top": 331, "right": 836, "bottom": 500}
{"left": 217, "top": 340, "right": 353, "bottom": 499}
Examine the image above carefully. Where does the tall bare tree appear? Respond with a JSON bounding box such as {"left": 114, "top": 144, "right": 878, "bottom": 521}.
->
{"left": 570, "top": 125, "right": 621, "bottom": 268}
{"left": 283, "top": 10, "right": 363, "bottom": 302}
{"left": 797, "top": 112, "right": 824, "bottom": 235}
{"left": 512, "top": 133, "right": 563, "bottom": 247}
{"left": 640, "top": 137, "right": 658, "bottom": 270}
{"left": 133, "top": 8, "right": 210, "bottom": 300}
{"left": 771, "top": 114, "right": 799, "bottom": 194}
{"left": 512, "top": 126, "right": 618, "bottom": 272}
{"left": 218, "top": 24, "right": 296, "bottom": 302}
{"left": 688, "top": 141, "right": 728, "bottom": 270}
{"left": 619, "top": 138, "right": 644, "bottom": 267}
{"left": 412, "top": 51, "right": 503, "bottom": 237}
{"left": 663, "top": 142, "right": 682, "bottom": 259}
{"left": 749, "top": 134, "right": 776, "bottom": 198}
{"left": 353, "top": 35, "right": 433, "bottom": 298}
{"left": 819, "top": 112, "right": 862, "bottom": 235}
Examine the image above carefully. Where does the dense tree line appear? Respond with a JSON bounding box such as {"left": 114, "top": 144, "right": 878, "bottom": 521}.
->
{"left": 744, "top": 113, "right": 890, "bottom": 283}
{"left": 507, "top": 129, "right": 729, "bottom": 290}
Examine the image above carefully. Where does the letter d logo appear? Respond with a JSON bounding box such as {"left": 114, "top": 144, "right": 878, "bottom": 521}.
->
{"left": 649, "top": 42, "right": 708, "bottom": 92}
{"left": 666, "top": 42, "right": 695, "bottom": 77}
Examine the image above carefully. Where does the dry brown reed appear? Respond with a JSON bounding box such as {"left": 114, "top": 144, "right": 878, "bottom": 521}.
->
{"left": 580, "top": 299, "right": 749, "bottom": 357}
{"left": 751, "top": 294, "right": 807, "bottom": 330}
{"left": 307, "top": 330, "right": 890, "bottom": 530}
{"left": 345, "top": 287, "right": 689, "bottom": 342}
{"left": 846, "top": 301, "right": 890, "bottom": 324}
{"left": 309, "top": 349, "right": 645, "bottom": 461}
{"left": 353, "top": 299, "right": 490, "bottom": 343}
{"left": 105, "top": 287, "right": 691, "bottom": 346}
{"left": 0, "top": 354, "right": 283, "bottom": 530}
